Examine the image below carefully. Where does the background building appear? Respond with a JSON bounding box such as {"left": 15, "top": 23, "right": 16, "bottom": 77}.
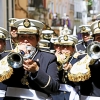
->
{"left": 0, "top": 0, "right": 100, "bottom": 33}
{"left": 0, "top": 0, "right": 14, "bottom": 30}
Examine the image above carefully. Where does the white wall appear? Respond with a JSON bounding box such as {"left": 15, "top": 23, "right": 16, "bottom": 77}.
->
{"left": 82, "top": 0, "right": 87, "bottom": 24}
{"left": 0, "top": 0, "right": 7, "bottom": 28}
{"left": 74, "top": 0, "right": 82, "bottom": 32}
{"left": 74, "top": 0, "right": 82, "bottom": 18}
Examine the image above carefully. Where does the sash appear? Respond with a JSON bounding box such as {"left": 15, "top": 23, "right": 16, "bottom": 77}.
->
{"left": 59, "top": 84, "right": 79, "bottom": 100}
{"left": 0, "top": 90, "right": 6, "bottom": 97}
{"left": 81, "top": 95, "right": 100, "bottom": 100}
{"left": 6, "top": 87, "right": 52, "bottom": 100}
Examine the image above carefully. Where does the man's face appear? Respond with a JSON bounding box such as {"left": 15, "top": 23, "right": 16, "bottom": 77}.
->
{"left": 18, "top": 34, "right": 39, "bottom": 46}
{"left": 82, "top": 32, "right": 90, "bottom": 42}
{"left": 10, "top": 27, "right": 18, "bottom": 38}
{"left": 0, "top": 39, "right": 5, "bottom": 53}
{"left": 60, "top": 45, "right": 75, "bottom": 55}
{"left": 94, "top": 34, "right": 100, "bottom": 42}
{"left": 17, "top": 34, "right": 39, "bottom": 53}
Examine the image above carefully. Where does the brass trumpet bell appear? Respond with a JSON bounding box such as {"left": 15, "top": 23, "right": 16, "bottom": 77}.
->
{"left": 7, "top": 46, "right": 36, "bottom": 68}
{"left": 7, "top": 52, "right": 23, "bottom": 68}
{"left": 87, "top": 41, "right": 100, "bottom": 59}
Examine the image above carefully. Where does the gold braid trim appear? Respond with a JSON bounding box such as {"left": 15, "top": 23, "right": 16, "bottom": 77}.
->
{"left": 41, "top": 76, "right": 51, "bottom": 88}
{"left": 0, "top": 66, "right": 13, "bottom": 82}
{"left": 68, "top": 65, "right": 91, "bottom": 82}
{"left": 0, "top": 55, "right": 13, "bottom": 82}
{"left": 0, "top": 45, "right": 21, "bottom": 82}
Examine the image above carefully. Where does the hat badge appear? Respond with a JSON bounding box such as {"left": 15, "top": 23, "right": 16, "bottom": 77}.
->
{"left": 23, "top": 19, "right": 30, "bottom": 28}
{"left": 64, "top": 35, "right": 68, "bottom": 41}
{"left": 82, "top": 26, "right": 86, "bottom": 31}
{"left": 43, "top": 34, "right": 51, "bottom": 40}
{"left": 47, "top": 27, "right": 51, "bottom": 30}
{"left": 98, "top": 21, "right": 100, "bottom": 29}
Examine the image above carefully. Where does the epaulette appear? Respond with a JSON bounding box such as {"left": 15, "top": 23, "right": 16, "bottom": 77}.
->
{"left": 73, "top": 52, "right": 80, "bottom": 58}
{"left": 78, "top": 40, "right": 83, "bottom": 43}
{"left": 50, "top": 50, "right": 55, "bottom": 54}
{"left": 6, "top": 37, "right": 10, "bottom": 40}
{"left": 73, "top": 52, "right": 87, "bottom": 58}
{"left": 75, "top": 41, "right": 82, "bottom": 46}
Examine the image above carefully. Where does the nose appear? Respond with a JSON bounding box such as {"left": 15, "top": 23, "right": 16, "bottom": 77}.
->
{"left": 57, "top": 46, "right": 60, "bottom": 49}
{"left": 24, "top": 39, "right": 28, "bottom": 43}
{"left": 63, "top": 47, "right": 67, "bottom": 50}
{"left": 12, "top": 30, "right": 16, "bottom": 32}
{"left": 84, "top": 35, "right": 87, "bottom": 37}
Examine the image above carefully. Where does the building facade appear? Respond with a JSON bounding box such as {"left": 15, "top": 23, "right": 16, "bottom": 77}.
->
{"left": 46, "top": 0, "right": 74, "bottom": 28}
{"left": 0, "top": 0, "right": 100, "bottom": 32}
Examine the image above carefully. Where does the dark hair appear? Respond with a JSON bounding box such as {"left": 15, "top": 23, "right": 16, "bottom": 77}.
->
{"left": 11, "top": 27, "right": 17, "bottom": 31}
{"left": 72, "top": 43, "right": 75, "bottom": 48}
{"left": 0, "top": 39, "right": 5, "bottom": 42}
{"left": 61, "top": 44, "right": 75, "bottom": 48}
{"left": 92, "top": 34, "right": 95, "bottom": 40}
{"left": 35, "top": 34, "right": 40, "bottom": 41}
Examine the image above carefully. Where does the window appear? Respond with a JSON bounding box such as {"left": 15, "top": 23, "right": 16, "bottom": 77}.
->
{"left": 76, "top": 12, "right": 82, "bottom": 19}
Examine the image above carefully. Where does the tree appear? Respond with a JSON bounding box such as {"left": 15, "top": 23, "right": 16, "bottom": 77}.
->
{"left": 87, "top": 0, "right": 93, "bottom": 16}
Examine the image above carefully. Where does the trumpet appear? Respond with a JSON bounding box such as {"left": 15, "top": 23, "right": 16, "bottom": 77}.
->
{"left": 7, "top": 45, "right": 36, "bottom": 68}
{"left": 7, "top": 52, "right": 23, "bottom": 68}
{"left": 86, "top": 41, "right": 100, "bottom": 59}
{"left": 67, "top": 41, "right": 100, "bottom": 82}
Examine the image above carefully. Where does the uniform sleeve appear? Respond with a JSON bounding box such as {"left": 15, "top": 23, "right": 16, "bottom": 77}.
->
{"left": 30, "top": 54, "right": 60, "bottom": 94}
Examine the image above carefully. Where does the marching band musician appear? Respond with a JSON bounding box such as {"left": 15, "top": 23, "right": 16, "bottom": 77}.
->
{"left": 9, "top": 18, "right": 19, "bottom": 49}
{"left": 64, "top": 20, "right": 100, "bottom": 100}
{"left": 50, "top": 37, "right": 61, "bottom": 57}
{"left": 59, "top": 34, "right": 79, "bottom": 100}
{"left": 38, "top": 39, "right": 51, "bottom": 51}
{"left": 41, "top": 25, "right": 54, "bottom": 50}
{"left": 51, "top": 30, "right": 79, "bottom": 100}
{"left": 0, "top": 18, "right": 60, "bottom": 100}
{"left": 59, "top": 34, "right": 78, "bottom": 84}
{"left": 3, "top": 18, "right": 18, "bottom": 51}
{"left": 0, "top": 27, "right": 13, "bottom": 100}
{"left": 51, "top": 24, "right": 72, "bottom": 72}
{"left": 50, "top": 35, "right": 71, "bottom": 100}
{"left": 75, "top": 25, "right": 93, "bottom": 54}
{"left": 0, "top": 27, "right": 10, "bottom": 59}
{"left": 39, "top": 27, "right": 54, "bottom": 52}
{"left": 50, "top": 37, "right": 62, "bottom": 81}
{"left": 80, "top": 19, "right": 100, "bottom": 100}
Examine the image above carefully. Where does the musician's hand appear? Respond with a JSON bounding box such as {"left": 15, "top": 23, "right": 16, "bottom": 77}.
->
{"left": 73, "top": 52, "right": 81, "bottom": 58}
{"left": 23, "top": 59, "right": 39, "bottom": 73}
{"left": 63, "top": 63, "right": 72, "bottom": 71}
